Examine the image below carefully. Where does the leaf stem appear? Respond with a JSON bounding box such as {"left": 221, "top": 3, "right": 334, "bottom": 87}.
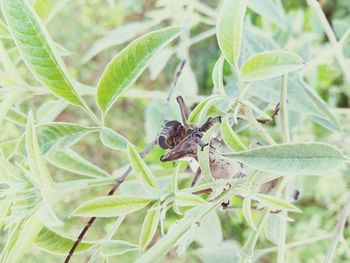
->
{"left": 307, "top": 0, "right": 350, "bottom": 83}
{"left": 324, "top": 194, "right": 350, "bottom": 263}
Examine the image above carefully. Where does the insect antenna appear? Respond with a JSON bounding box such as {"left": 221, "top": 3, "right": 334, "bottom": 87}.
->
{"left": 163, "top": 60, "right": 186, "bottom": 122}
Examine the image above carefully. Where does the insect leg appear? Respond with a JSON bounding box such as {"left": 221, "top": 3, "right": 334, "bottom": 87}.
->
{"left": 257, "top": 103, "right": 281, "bottom": 124}
{"left": 199, "top": 116, "right": 222, "bottom": 132}
{"left": 176, "top": 95, "right": 191, "bottom": 128}
{"left": 191, "top": 168, "right": 201, "bottom": 187}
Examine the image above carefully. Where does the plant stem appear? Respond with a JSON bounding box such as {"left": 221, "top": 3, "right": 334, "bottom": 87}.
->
{"left": 277, "top": 74, "right": 290, "bottom": 263}
{"left": 280, "top": 74, "right": 290, "bottom": 143}
{"left": 307, "top": 0, "right": 350, "bottom": 83}
{"left": 324, "top": 194, "right": 350, "bottom": 263}
{"left": 255, "top": 233, "right": 332, "bottom": 258}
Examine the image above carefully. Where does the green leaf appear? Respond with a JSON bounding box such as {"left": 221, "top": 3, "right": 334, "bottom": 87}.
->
{"left": 212, "top": 55, "right": 225, "bottom": 94}
{"left": 220, "top": 117, "right": 246, "bottom": 152}
{"left": 72, "top": 195, "right": 153, "bottom": 217}
{"left": 216, "top": 0, "right": 248, "bottom": 66}
{"left": 101, "top": 240, "right": 138, "bottom": 256}
{"left": 241, "top": 50, "right": 305, "bottom": 82}
{"left": 248, "top": 0, "right": 285, "bottom": 29}
{"left": 1, "top": 0, "right": 84, "bottom": 106}
{"left": 36, "top": 99, "right": 68, "bottom": 123}
{"left": 34, "top": 226, "right": 95, "bottom": 255}
{"left": 25, "top": 113, "right": 54, "bottom": 189}
{"left": 225, "top": 143, "right": 345, "bottom": 175}
{"left": 1, "top": 214, "right": 43, "bottom": 263}
{"left": 37, "top": 122, "right": 98, "bottom": 154}
{"left": 243, "top": 197, "right": 256, "bottom": 230}
{"left": 0, "top": 20, "right": 10, "bottom": 38}
{"left": 34, "top": 0, "right": 69, "bottom": 23}
{"left": 82, "top": 20, "right": 159, "bottom": 63}
{"left": 255, "top": 193, "right": 302, "bottom": 213}
{"left": 127, "top": 144, "right": 158, "bottom": 188}
{"left": 96, "top": 27, "right": 182, "bottom": 115}
{"left": 188, "top": 95, "right": 223, "bottom": 125}
{"left": 139, "top": 202, "right": 161, "bottom": 252}
{"left": 198, "top": 124, "right": 219, "bottom": 182}
{"left": 47, "top": 149, "right": 109, "bottom": 177}
{"left": 100, "top": 127, "right": 128, "bottom": 151}
{"left": 175, "top": 192, "right": 206, "bottom": 207}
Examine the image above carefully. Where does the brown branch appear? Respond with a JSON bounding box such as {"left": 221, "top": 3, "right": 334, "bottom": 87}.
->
{"left": 64, "top": 142, "right": 156, "bottom": 263}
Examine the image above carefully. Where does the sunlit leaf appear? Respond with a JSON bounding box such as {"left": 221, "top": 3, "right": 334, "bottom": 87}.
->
{"left": 175, "top": 192, "right": 206, "bottom": 207}
{"left": 37, "top": 122, "right": 98, "bottom": 154}
{"left": 47, "top": 149, "right": 109, "bottom": 177}
{"left": 188, "top": 95, "right": 223, "bottom": 125}
{"left": 216, "top": 0, "right": 248, "bottom": 66}
{"left": 255, "top": 193, "right": 302, "bottom": 213}
{"left": 36, "top": 99, "right": 68, "bottom": 123}
{"left": 212, "top": 55, "right": 225, "bottom": 94}
{"left": 100, "top": 127, "right": 128, "bottom": 151}
{"left": 96, "top": 27, "right": 182, "bottom": 115}
{"left": 71, "top": 195, "right": 153, "bottom": 217}
{"left": 101, "top": 240, "right": 138, "bottom": 256}
{"left": 1, "top": 214, "right": 43, "bottom": 263}
{"left": 248, "top": 0, "right": 285, "bottom": 29}
{"left": 127, "top": 144, "right": 158, "bottom": 188}
{"left": 225, "top": 143, "right": 345, "bottom": 175}
{"left": 241, "top": 50, "right": 305, "bottom": 82}
{"left": 2, "top": 0, "right": 84, "bottom": 106}
{"left": 25, "top": 113, "right": 54, "bottom": 189}
{"left": 34, "top": 226, "right": 95, "bottom": 255}
{"left": 139, "top": 202, "right": 161, "bottom": 252}
{"left": 82, "top": 20, "right": 159, "bottom": 63}
{"left": 34, "top": 0, "right": 69, "bottom": 23}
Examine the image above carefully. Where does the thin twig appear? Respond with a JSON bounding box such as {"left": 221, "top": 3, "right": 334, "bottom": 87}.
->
{"left": 324, "top": 194, "right": 350, "bottom": 263}
{"left": 163, "top": 60, "right": 186, "bottom": 121}
{"left": 64, "top": 142, "right": 156, "bottom": 263}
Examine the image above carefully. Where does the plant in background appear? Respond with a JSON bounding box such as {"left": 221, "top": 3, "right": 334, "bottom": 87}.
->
{"left": 0, "top": 0, "right": 349, "bottom": 263}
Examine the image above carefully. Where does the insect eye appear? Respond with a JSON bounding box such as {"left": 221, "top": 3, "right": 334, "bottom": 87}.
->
{"left": 157, "top": 135, "right": 168, "bottom": 149}
{"left": 165, "top": 120, "right": 180, "bottom": 128}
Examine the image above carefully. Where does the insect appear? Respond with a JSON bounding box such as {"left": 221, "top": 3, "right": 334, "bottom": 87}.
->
{"left": 157, "top": 95, "right": 243, "bottom": 184}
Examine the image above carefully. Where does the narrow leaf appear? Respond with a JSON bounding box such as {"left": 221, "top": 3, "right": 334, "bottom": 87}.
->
{"left": 139, "top": 202, "right": 161, "bottom": 252}
{"left": 225, "top": 143, "right": 345, "bottom": 175}
{"left": 255, "top": 193, "right": 302, "bottom": 213}
{"left": 242, "top": 197, "right": 256, "bottom": 230}
{"left": 241, "top": 50, "right": 305, "bottom": 82}
{"left": 25, "top": 113, "right": 54, "bottom": 189}
{"left": 188, "top": 95, "right": 223, "bottom": 125}
{"left": 198, "top": 124, "right": 219, "bottom": 182}
{"left": 47, "top": 149, "right": 109, "bottom": 178}
{"left": 220, "top": 117, "right": 247, "bottom": 152}
{"left": 37, "top": 122, "right": 98, "bottom": 154}
{"left": 127, "top": 144, "right": 158, "bottom": 188}
{"left": 72, "top": 195, "right": 153, "bottom": 217}
{"left": 175, "top": 192, "right": 206, "bottom": 207}
{"left": 34, "top": 227, "right": 95, "bottom": 255}
{"left": 2, "top": 0, "right": 84, "bottom": 106}
{"left": 96, "top": 27, "right": 182, "bottom": 115}
{"left": 34, "top": 0, "right": 69, "bottom": 23}
{"left": 101, "top": 240, "right": 138, "bottom": 256}
{"left": 212, "top": 55, "right": 225, "bottom": 94}
{"left": 216, "top": 0, "right": 248, "bottom": 66}
{"left": 100, "top": 127, "right": 128, "bottom": 151}
{"left": 82, "top": 20, "right": 159, "bottom": 63}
